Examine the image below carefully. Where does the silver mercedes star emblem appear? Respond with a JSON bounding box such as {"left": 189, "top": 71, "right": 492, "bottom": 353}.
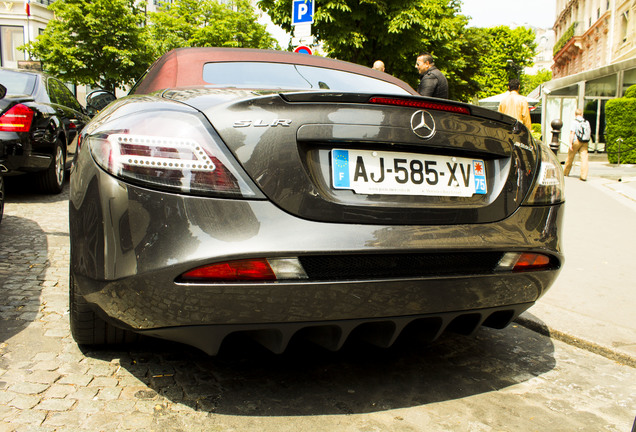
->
{"left": 410, "top": 110, "right": 436, "bottom": 139}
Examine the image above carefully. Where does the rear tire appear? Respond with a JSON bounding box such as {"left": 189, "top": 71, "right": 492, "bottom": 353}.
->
{"left": 69, "top": 273, "right": 139, "bottom": 345}
{"left": 37, "top": 139, "right": 65, "bottom": 194}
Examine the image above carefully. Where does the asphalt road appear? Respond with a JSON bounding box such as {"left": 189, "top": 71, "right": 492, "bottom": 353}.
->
{"left": 0, "top": 172, "right": 634, "bottom": 431}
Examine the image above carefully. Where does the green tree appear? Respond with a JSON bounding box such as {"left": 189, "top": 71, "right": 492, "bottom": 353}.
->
{"left": 258, "top": 0, "right": 481, "bottom": 101}
{"left": 521, "top": 69, "right": 552, "bottom": 96}
{"left": 148, "top": 0, "right": 278, "bottom": 57}
{"left": 23, "top": 0, "right": 154, "bottom": 91}
{"left": 472, "top": 26, "right": 537, "bottom": 99}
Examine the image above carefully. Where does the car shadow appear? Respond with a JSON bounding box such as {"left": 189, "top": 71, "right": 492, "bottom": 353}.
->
{"left": 83, "top": 323, "right": 556, "bottom": 416}
{"left": 0, "top": 178, "right": 70, "bottom": 349}
{"left": 3, "top": 175, "right": 70, "bottom": 205}
{"left": 0, "top": 212, "right": 49, "bottom": 345}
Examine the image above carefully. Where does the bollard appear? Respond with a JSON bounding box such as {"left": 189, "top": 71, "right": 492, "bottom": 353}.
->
{"left": 549, "top": 119, "right": 563, "bottom": 154}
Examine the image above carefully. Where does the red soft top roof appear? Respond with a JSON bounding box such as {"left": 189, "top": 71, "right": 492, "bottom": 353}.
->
{"left": 132, "top": 47, "right": 417, "bottom": 95}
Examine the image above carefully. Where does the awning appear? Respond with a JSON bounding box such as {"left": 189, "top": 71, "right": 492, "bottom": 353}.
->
{"left": 478, "top": 91, "right": 540, "bottom": 110}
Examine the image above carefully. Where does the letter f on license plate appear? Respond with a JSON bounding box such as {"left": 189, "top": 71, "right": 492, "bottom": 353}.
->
{"left": 332, "top": 149, "right": 351, "bottom": 188}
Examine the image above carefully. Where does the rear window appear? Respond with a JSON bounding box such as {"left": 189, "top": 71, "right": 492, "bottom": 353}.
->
{"left": 0, "top": 70, "right": 36, "bottom": 96}
{"left": 202, "top": 62, "right": 411, "bottom": 95}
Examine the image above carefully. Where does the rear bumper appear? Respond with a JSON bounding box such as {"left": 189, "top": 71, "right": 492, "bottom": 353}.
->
{"left": 1, "top": 136, "right": 52, "bottom": 174}
{"left": 0, "top": 154, "right": 51, "bottom": 174}
{"left": 139, "top": 303, "right": 535, "bottom": 355}
{"left": 75, "top": 268, "right": 558, "bottom": 327}
{"left": 77, "top": 268, "right": 555, "bottom": 355}
{"left": 69, "top": 165, "right": 564, "bottom": 351}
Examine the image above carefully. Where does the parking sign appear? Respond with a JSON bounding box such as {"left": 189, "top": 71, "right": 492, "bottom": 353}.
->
{"left": 292, "top": 0, "right": 314, "bottom": 25}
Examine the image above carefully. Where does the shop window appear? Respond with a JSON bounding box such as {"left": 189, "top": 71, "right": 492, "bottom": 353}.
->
{"left": 622, "top": 68, "right": 636, "bottom": 96}
{"left": 0, "top": 26, "right": 25, "bottom": 68}
{"left": 585, "top": 74, "right": 617, "bottom": 97}
{"left": 552, "top": 85, "right": 578, "bottom": 96}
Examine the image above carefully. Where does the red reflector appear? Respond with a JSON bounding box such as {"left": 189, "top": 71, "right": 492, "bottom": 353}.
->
{"left": 180, "top": 259, "right": 276, "bottom": 282}
{"left": 0, "top": 104, "right": 34, "bottom": 132}
{"left": 369, "top": 97, "right": 470, "bottom": 115}
{"left": 513, "top": 253, "right": 551, "bottom": 271}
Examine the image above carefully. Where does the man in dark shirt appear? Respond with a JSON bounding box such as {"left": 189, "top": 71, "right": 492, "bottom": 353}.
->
{"left": 415, "top": 53, "right": 449, "bottom": 99}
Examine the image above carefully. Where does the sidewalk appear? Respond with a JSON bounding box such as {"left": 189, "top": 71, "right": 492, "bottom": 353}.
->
{"left": 517, "top": 155, "right": 636, "bottom": 367}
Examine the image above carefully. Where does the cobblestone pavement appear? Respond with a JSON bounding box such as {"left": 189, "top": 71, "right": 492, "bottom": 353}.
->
{"left": 0, "top": 180, "right": 634, "bottom": 432}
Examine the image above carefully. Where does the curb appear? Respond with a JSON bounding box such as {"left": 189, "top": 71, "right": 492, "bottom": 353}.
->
{"left": 515, "top": 316, "right": 636, "bottom": 368}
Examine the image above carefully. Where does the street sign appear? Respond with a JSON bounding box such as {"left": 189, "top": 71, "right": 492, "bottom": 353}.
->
{"left": 292, "top": 36, "right": 315, "bottom": 46}
{"left": 294, "top": 23, "right": 312, "bottom": 37}
{"left": 294, "top": 45, "right": 313, "bottom": 55}
{"left": 292, "top": 0, "right": 314, "bottom": 25}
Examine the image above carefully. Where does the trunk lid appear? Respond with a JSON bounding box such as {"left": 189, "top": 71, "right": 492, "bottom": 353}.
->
{"left": 0, "top": 95, "right": 33, "bottom": 116}
{"left": 166, "top": 90, "right": 538, "bottom": 225}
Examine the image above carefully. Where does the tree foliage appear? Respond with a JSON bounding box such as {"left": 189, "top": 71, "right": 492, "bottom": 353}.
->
{"left": 625, "top": 83, "right": 636, "bottom": 98}
{"left": 258, "top": 0, "right": 482, "bottom": 101}
{"left": 605, "top": 87, "right": 636, "bottom": 164}
{"left": 24, "top": 0, "right": 154, "bottom": 91}
{"left": 148, "top": 0, "right": 279, "bottom": 58}
{"left": 471, "top": 26, "right": 537, "bottom": 99}
{"left": 521, "top": 69, "right": 552, "bottom": 96}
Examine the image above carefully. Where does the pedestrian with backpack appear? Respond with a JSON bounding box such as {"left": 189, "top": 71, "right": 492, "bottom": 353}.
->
{"left": 563, "top": 108, "right": 591, "bottom": 181}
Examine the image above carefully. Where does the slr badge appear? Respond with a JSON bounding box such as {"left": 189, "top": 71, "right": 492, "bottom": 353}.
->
{"left": 233, "top": 119, "right": 292, "bottom": 128}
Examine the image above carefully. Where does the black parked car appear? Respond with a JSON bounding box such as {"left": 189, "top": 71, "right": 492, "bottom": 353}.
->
{"left": 0, "top": 68, "right": 89, "bottom": 194}
{"left": 69, "top": 48, "right": 564, "bottom": 355}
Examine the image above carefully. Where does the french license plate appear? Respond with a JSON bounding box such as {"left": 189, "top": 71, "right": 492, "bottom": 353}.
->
{"left": 331, "top": 149, "right": 487, "bottom": 197}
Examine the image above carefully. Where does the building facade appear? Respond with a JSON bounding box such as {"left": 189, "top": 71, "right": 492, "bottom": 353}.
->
{"left": 0, "top": 0, "right": 53, "bottom": 68}
{"left": 526, "top": 27, "right": 556, "bottom": 75}
{"left": 553, "top": 0, "right": 635, "bottom": 77}
{"left": 544, "top": 0, "right": 636, "bottom": 150}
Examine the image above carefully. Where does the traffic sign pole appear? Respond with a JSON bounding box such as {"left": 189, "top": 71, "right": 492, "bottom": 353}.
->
{"left": 292, "top": 0, "right": 315, "bottom": 53}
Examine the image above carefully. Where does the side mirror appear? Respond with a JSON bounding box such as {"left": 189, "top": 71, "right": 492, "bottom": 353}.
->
{"left": 86, "top": 90, "right": 116, "bottom": 116}
{"left": 0, "top": 84, "right": 6, "bottom": 100}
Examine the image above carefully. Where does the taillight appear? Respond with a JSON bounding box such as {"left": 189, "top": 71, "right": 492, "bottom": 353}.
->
{"left": 0, "top": 104, "right": 34, "bottom": 132}
{"left": 86, "top": 109, "right": 261, "bottom": 198}
{"left": 523, "top": 142, "right": 565, "bottom": 205}
{"left": 512, "top": 253, "right": 551, "bottom": 271}
{"left": 369, "top": 96, "right": 471, "bottom": 115}
{"left": 496, "top": 252, "right": 555, "bottom": 272}
{"left": 178, "top": 258, "right": 308, "bottom": 282}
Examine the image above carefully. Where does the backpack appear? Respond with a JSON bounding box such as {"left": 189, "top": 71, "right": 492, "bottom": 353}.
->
{"left": 575, "top": 118, "right": 591, "bottom": 142}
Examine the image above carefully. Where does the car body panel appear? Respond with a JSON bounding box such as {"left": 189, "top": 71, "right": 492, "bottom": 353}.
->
{"left": 69, "top": 47, "right": 564, "bottom": 354}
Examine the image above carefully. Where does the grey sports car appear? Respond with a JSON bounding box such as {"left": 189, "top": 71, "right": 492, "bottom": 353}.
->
{"left": 69, "top": 47, "right": 564, "bottom": 355}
